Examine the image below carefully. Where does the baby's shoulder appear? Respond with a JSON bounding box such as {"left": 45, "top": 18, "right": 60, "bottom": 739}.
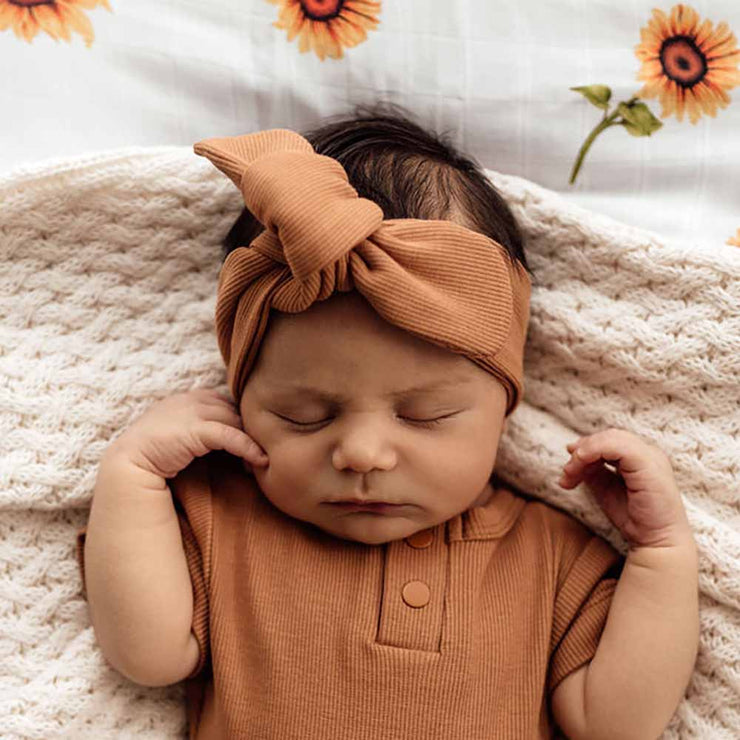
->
{"left": 498, "top": 481, "right": 600, "bottom": 547}
{"left": 501, "top": 484, "right": 623, "bottom": 581}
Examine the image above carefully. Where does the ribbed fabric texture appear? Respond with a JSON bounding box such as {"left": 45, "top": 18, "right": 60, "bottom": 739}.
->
{"left": 76, "top": 451, "right": 622, "bottom": 739}
{"left": 193, "top": 130, "right": 532, "bottom": 416}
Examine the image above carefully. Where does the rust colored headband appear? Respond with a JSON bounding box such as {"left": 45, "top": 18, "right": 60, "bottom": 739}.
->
{"left": 193, "top": 129, "right": 531, "bottom": 416}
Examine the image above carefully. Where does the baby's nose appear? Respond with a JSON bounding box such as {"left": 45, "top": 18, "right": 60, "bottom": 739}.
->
{"left": 331, "top": 422, "right": 396, "bottom": 473}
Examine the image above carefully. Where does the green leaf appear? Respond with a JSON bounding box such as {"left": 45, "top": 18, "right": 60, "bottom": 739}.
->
{"left": 617, "top": 101, "right": 663, "bottom": 136}
{"left": 570, "top": 85, "right": 612, "bottom": 110}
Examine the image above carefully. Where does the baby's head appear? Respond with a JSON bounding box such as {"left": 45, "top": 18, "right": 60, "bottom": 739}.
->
{"left": 215, "top": 102, "right": 534, "bottom": 545}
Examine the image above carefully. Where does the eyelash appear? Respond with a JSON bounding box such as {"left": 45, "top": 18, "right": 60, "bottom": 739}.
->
{"left": 279, "top": 414, "right": 451, "bottom": 430}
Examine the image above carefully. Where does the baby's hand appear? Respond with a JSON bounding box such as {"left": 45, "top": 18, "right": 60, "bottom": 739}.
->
{"left": 108, "top": 388, "right": 269, "bottom": 480}
{"left": 558, "top": 428, "right": 692, "bottom": 549}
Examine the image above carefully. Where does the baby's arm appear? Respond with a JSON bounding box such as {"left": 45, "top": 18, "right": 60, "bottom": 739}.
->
{"left": 83, "top": 444, "right": 201, "bottom": 686}
{"left": 553, "top": 537, "right": 700, "bottom": 740}
{"left": 82, "top": 389, "right": 267, "bottom": 686}
{"left": 552, "top": 429, "right": 700, "bottom": 740}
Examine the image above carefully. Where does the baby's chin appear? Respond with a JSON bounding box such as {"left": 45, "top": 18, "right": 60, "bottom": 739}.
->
{"left": 310, "top": 514, "right": 429, "bottom": 546}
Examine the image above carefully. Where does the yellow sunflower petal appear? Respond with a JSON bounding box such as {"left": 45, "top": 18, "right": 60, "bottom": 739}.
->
{"left": 709, "top": 65, "right": 740, "bottom": 88}
{"left": 328, "top": 26, "right": 344, "bottom": 57}
{"left": 335, "top": 16, "right": 365, "bottom": 46}
{"left": 0, "top": 1, "right": 18, "bottom": 31}
{"left": 695, "top": 82, "right": 720, "bottom": 115}
{"left": 33, "top": 4, "right": 68, "bottom": 41}
{"left": 297, "top": 19, "right": 313, "bottom": 55}
{"left": 56, "top": 0, "right": 95, "bottom": 47}
{"left": 650, "top": 8, "right": 671, "bottom": 39}
{"left": 693, "top": 18, "right": 715, "bottom": 49}
{"left": 316, "top": 22, "right": 341, "bottom": 59}
{"left": 346, "top": 0, "right": 381, "bottom": 12}
{"left": 344, "top": 1, "right": 380, "bottom": 31}
{"left": 284, "top": 2, "right": 306, "bottom": 41}
{"left": 640, "top": 59, "right": 665, "bottom": 80}
{"left": 324, "top": 23, "right": 344, "bottom": 59}
{"left": 672, "top": 4, "right": 700, "bottom": 35}
{"left": 74, "top": 0, "right": 111, "bottom": 9}
{"left": 636, "top": 26, "right": 663, "bottom": 50}
{"left": 707, "top": 78, "right": 730, "bottom": 104}
{"left": 2, "top": 5, "right": 22, "bottom": 38}
{"left": 16, "top": 7, "right": 42, "bottom": 43}
{"left": 684, "top": 88, "right": 703, "bottom": 123}
{"left": 660, "top": 82, "right": 679, "bottom": 118}
{"left": 700, "top": 21, "right": 731, "bottom": 56}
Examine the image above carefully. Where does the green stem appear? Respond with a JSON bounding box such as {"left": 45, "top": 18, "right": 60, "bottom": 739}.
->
{"left": 569, "top": 109, "right": 622, "bottom": 185}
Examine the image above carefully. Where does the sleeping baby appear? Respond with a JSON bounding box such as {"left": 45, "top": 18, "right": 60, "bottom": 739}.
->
{"left": 75, "top": 104, "right": 699, "bottom": 739}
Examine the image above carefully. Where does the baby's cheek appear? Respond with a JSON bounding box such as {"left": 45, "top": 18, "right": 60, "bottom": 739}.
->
{"left": 430, "top": 438, "right": 497, "bottom": 499}
{"left": 255, "top": 439, "right": 314, "bottom": 492}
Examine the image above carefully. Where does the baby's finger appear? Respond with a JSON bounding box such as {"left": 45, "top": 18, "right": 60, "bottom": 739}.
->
{"left": 240, "top": 433, "right": 269, "bottom": 465}
{"left": 569, "top": 429, "right": 645, "bottom": 476}
{"left": 560, "top": 457, "right": 619, "bottom": 487}
{"left": 197, "top": 389, "right": 238, "bottom": 411}
{"left": 566, "top": 430, "right": 677, "bottom": 500}
{"left": 196, "top": 402, "right": 269, "bottom": 465}
{"left": 198, "top": 421, "right": 269, "bottom": 465}
{"left": 199, "top": 404, "right": 245, "bottom": 430}
{"left": 194, "top": 388, "right": 231, "bottom": 402}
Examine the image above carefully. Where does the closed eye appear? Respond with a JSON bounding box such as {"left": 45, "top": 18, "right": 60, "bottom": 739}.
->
{"left": 275, "top": 413, "right": 457, "bottom": 430}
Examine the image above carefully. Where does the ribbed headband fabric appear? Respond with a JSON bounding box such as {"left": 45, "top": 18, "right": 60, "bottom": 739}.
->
{"left": 193, "top": 129, "right": 532, "bottom": 416}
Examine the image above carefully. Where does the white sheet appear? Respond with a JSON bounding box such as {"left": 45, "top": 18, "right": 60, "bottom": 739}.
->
{"left": 1, "top": 0, "right": 739, "bottom": 251}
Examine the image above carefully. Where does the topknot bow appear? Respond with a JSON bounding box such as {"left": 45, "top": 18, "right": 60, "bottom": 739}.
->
{"left": 194, "top": 129, "right": 531, "bottom": 415}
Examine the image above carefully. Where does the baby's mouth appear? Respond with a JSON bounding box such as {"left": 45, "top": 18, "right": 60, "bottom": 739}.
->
{"left": 325, "top": 501, "right": 407, "bottom": 514}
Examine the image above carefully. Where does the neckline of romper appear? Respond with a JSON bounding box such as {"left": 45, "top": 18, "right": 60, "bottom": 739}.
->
{"left": 447, "top": 482, "right": 527, "bottom": 543}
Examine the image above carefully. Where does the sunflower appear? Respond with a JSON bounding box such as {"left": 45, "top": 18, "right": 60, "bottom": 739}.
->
{"left": 0, "top": 0, "right": 111, "bottom": 47}
{"left": 635, "top": 4, "right": 740, "bottom": 124}
{"left": 266, "top": 0, "right": 381, "bottom": 61}
{"left": 727, "top": 228, "right": 740, "bottom": 247}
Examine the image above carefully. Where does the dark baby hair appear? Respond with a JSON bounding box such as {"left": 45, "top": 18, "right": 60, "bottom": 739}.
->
{"left": 222, "top": 101, "right": 533, "bottom": 280}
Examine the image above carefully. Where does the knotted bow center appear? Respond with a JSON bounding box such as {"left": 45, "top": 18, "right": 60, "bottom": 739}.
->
{"left": 240, "top": 150, "right": 384, "bottom": 282}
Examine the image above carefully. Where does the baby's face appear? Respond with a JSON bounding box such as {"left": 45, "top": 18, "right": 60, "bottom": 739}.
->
{"left": 239, "top": 291, "right": 508, "bottom": 545}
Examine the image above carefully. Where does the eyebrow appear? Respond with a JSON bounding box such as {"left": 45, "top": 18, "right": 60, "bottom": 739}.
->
{"left": 268, "top": 377, "right": 473, "bottom": 404}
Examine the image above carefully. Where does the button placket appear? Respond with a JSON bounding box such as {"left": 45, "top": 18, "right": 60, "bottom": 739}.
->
{"left": 376, "top": 527, "right": 446, "bottom": 651}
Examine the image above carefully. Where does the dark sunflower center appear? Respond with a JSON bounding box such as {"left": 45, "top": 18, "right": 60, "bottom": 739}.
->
{"left": 660, "top": 35, "right": 707, "bottom": 88}
{"left": 299, "top": 0, "right": 345, "bottom": 21}
{"left": 8, "top": 0, "right": 54, "bottom": 6}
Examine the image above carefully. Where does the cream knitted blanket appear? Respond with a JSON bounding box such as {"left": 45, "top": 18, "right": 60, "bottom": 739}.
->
{"left": 0, "top": 148, "right": 738, "bottom": 739}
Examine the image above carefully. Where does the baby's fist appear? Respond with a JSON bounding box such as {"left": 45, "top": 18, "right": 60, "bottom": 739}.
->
{"left": 559, "top": 428, "right": 692, "bottom": 549}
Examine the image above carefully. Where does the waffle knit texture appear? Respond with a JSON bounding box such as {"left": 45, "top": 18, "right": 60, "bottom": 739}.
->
{"left": 0, "top": 147, "right": 737, "bottom": 738}
{"left": 193, "top": 129, "right": 532, "bottom": 416}
{"left": 75, "top": 452, "right": 622, "bottom": 738}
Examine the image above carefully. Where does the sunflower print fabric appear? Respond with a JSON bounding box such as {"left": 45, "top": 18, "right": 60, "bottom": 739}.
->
{"left": 0, "top": 0, "right": 111, "bottom": 47}
{"left": 2, "top": 1, "right": 739, "bottom": 245}
{"left": 267, "top": 0, "right": 381, "bottom": 60}
{"left": 567, "top": 4, "right": 740, "bottom": 246}
{"left": 635, "top": 4, "right": 740, "bottom": 124}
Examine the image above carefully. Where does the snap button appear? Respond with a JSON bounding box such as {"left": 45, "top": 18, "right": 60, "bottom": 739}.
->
{"left": 402, "top": 580, "right": 430, "bottom": 608}
{"left": 405, "top": 528, "right": 434, "bottom": 549}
